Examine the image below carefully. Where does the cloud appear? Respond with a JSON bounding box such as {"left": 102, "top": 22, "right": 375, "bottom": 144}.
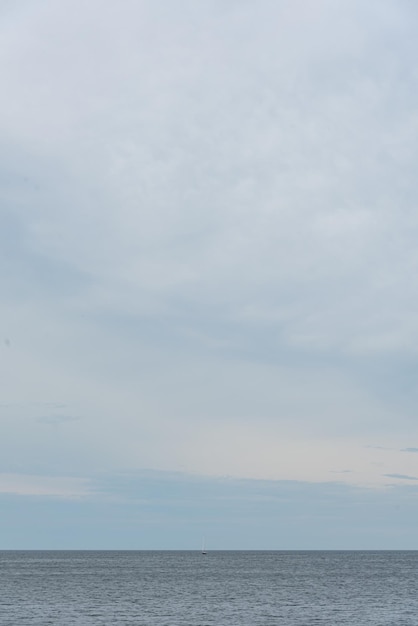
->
{"left": 384, "top": 474, "right": 418, "bottom": 481}
{"left": 1, "top": 0, "right": 418, "bottom": 502}
{"left": 400, "top": 448, "right": 418, "bottom": 453}
{"left": 2, "top": 469, "right": 418, "bottom": 549}
{"left": 0, "top": 473, "right": 90, "bottom": 497}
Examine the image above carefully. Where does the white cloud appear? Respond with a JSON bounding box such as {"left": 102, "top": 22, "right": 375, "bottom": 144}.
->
{"left": 0, "top": 473, "right": 90, "bottom": 497}
{"left": 1, "top": 0, "right": 418, "bottom": 491}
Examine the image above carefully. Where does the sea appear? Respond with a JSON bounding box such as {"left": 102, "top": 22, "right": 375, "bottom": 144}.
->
{"left": 1, "top": 550, "right": 417, "bottom": 625}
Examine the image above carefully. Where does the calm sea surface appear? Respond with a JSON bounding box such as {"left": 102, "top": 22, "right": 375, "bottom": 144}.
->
{"left": 1, "top": 551, "right": 417, "bottom": 625}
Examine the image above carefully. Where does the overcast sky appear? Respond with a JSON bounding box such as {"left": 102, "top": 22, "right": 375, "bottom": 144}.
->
{"left": 2, "top": 0, "right": 418, "bottom": 548}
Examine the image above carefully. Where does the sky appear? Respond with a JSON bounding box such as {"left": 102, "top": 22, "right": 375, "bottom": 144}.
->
{"left": 1, "top": 0, "right": 418, "bottom": 549}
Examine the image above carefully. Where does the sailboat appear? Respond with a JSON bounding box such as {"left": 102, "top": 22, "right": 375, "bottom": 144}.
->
{"left": 201, "top": 537, "right": 207, "bottom": 555}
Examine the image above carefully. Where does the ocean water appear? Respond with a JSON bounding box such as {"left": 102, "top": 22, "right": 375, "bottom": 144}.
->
{"left": 1, "top": 551, "right": 417, "bottom": 625}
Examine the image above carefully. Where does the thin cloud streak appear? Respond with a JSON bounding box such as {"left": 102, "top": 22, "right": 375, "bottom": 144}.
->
{"left": 384, "top": 474, "right": 418, "bottom": 481}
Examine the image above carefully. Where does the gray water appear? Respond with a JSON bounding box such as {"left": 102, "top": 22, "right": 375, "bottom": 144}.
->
{"left": 1, "top": 551, "right": 417, "bottom": 625}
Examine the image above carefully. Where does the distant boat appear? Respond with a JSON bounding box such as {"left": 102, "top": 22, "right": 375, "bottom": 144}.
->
{"left": 201, "top": 537, "right": 207, "bottom": 555}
